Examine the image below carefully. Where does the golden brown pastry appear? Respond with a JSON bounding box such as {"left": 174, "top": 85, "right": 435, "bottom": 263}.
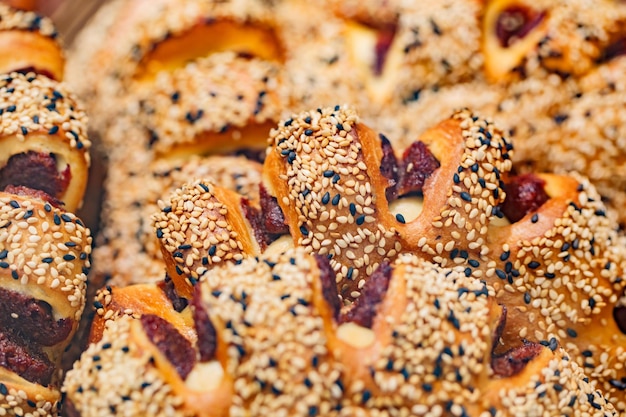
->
{"left": 263, "top": 106, "right": 511, "bottom": 303}
{"left": 151, "top": 104, "right": 626, "bottom": 408}
{"left": 153, "top": 179, "right": 261, "bottom": 299}
{"left": 92, "top": 142, "right": 264, "bottom": 287}
{"left": 74, "top": 0, "right": 290, "bottom": 289}
{"left": 63, "top": 249, "right": 615, "bottom": 416}
{"left": 0, "top": 3, "right": 64, "bottom": 80}
{"left": 479, "top": 171, "right": 626, "bottom": 407}
{"left": 0, "top": 72, "right": 91, "bottom": 212}
{"left": 482, "top": 0, "right": 626, "bottom": 82}
{"left": 0, "top": 190, "right": 92, "bottom": 416}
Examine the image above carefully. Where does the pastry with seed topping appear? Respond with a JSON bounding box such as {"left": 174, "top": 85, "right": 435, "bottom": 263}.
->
{"left": 64, "top": 250, "right": 615, "bottom": 416}
{"left": 0, "top": 3, "right": 64, "bottom": 81}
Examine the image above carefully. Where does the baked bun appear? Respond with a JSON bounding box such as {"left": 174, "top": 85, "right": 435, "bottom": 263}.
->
{"left": 153, "top": 179, "right": 261, "bottom": 299}
{"left": 481, "top": 171, "right": 626, "bottom": 407}
{"left": 482, "top": 0, "right": 626, "bottom": 82}
{"left": 0, "top": 3, "right": 64, "bottom": 80}
{"left": 93, "top": 148, "right": 264, "bottom": 287}
{"left": 263, "top": 105, "right": 511, "bottom": 302}
{"left": 150, "top": 104, "right": 626, "bottom": 407}
{"left": 0, "top": 72, "right": 91, "bottom": 212}
{"left": 64, "top": 249, "right": 615, "bottom": 416}
{"left": 0, "top": 190, "right": 91, "bottom": 416}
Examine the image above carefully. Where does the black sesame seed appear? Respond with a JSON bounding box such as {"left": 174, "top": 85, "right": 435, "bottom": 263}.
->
{"left": 346, "top": 267, "right": 354, "bottom": 280}
{"left": 396, "top": 213, "right": 406, "bottom": 224}
{"left": 0, "top": 250, "right": 6, "bottom": 259}
{"left": 356, "top": 215, "right": 365, "bottom": 225}
{"left": 48, "top": 125, "right": 59, "bottom": 135}
{"left": 524, "top": 292, "right": 531, "bottom": 304}
{"left": 448, "top": 310, "right": 460, "bottom": 330}
{"left": 548, "top": 337, "right": 558, "bottom": 351}
{"left": 331, "top": 194, "right": 340, "bottom": 206}
{"left": 322, "top": 192, "right": 330, "bottom": 204}
{"left": 361, "top": 390, "right": 372, "bottom": 404}
{"left": 304, "top": 129, "right": 314, "bottom": 136}
{"left": 609, "top": 379, "right": 626, "bottom": 390}
{"left": 528, "top": 261, "right": 540, "bottom": 269}
{"left": 531, "top": 213, "right": 539, "bottom": 223}
{"left": 566, "top": 328, "right": 578, "bottom": 338}
{"left": 460, "top": 192, "right": 472, "bottom": 202}
{"left": 323, "top": 170, "right": 334, "bottom": 178}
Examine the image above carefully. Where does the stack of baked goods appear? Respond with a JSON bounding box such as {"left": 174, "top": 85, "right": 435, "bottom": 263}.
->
{"left": 0, "top": 3, "right": 92, "bottom": 416}
{"left": 62, "top": 104, "right": 626, "bottom": 415}
{"left": 0, "top": 0, "right": 620, "bottom": 415}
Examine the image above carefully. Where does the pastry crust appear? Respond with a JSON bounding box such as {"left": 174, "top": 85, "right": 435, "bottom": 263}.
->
{"left": 0, "top": 4, "right": 64, "bottom": 80}
{"left": 153, "top": 179, "right": 260, "bottom": 299}
{"left": 0, "top": 73, "right": 90, "bottom": 212}
{"left": 0, "top": 191, "right": 91, "bottom": 416}
{"left": 64, "top": 250, "right": 616, "bottom": 416}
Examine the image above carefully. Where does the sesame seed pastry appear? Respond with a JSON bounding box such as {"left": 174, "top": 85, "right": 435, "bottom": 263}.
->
{"left": 476, "top": 171, "right": 626, "bottom": 409}
{"left": 0, "top": 72, "right": 91, "bottom": 213}
{"left": 153, "top": 179, "right": 261, "bottom": 299}
{"left": 74, "top": 0, "right": 290, "bottom": 288}
{"left": 134, "top": 52, "right": 284, "bottom": 161}
{"left": 262, "top": 106, "right": 512, "bottom": 303}
{"left": 0, "top": 191, "right": 92, "bottom": 417}
{"left": 66, "top": 0, "right": 284, "bottom": 141}
{"left": 0, "top": 3, "right": 64, "bottom": 81}
{"left": 531, "top": 55, "right": 626, "bottom": 223}
{"left": 150, "top": 104, "right": 626, "bottom": 410}
{"left": 63, "top": 249, "right": 615, "bottom": 416}
{"left": 92, "top": 118, "right": 264, "bottom": 287}
{"left": 481, "top": 0, "right": 626, "bottom": 83}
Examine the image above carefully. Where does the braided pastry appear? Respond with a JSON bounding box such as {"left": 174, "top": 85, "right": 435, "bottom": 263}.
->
{"left": 152, "top": 105, "right": 626, "bottom": 408}
{"left": 481, "top": 171, "right": 626, "bottom": 407}
{"left": 0, "top": 190, "right": 91, "bottom": 416}
{"left": 64, "top": 249, "right": 615, "bottom": 416}
{"left": 262, "top": 106, "right": 511, "bottom": 302}
{"left": 482, "top": 0, "right": 626, "bottom": 82}
{"left": 0, "top": 4, "right": 64, "bottom": 81}
{"left": 0, "top": 72, "right": 91, "bottom": 213}
{"left": 93, "top": 135, "right": 264, "bottom": 286}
